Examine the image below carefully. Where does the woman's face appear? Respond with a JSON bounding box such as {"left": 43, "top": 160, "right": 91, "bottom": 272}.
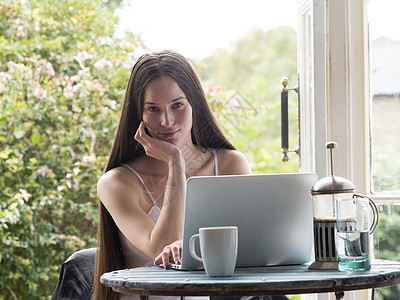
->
{"left": 142, "top": 75, "right": 193, "bottom": 148}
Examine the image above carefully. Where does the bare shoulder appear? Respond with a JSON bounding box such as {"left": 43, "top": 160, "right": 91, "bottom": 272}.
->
{"left": 216, "top": 149, "right": 252, "bottom": 175}
{"left": 97, "top": 166, "right": 128, "bottom": 192}
{"left": 97, "top": 166, "right": 141, "bottom": 205}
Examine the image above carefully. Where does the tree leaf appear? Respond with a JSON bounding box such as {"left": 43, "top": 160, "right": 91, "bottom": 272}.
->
{"left": 31, "top": 131, "right": 41, "bottom": 145}
{"left": 14, "top": 130, "right": 25, "bottom": 139}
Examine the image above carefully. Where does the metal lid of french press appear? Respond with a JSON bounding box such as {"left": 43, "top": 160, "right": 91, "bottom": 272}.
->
{"left": 311, "top": 142, "right": 355, "bottom": 195}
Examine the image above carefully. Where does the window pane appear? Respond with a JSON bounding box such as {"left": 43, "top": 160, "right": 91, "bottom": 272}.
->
{"left": 369, "top": 3, "right": 400, "bottom": 298}
{"left": 369, "top": 0, "right": 400, "bottom": 193}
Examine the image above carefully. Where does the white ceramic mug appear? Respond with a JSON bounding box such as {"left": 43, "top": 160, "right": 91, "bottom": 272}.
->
{"left": 189, "top": 226, "right": 238, "bottom": 277}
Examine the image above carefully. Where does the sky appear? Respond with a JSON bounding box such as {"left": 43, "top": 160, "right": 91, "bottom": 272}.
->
{"left": 368, "top": 0, "right": 400, "bottom": 41}
{"left": 116, "top": 0, "right": 298, "bottom": 59}
{"left": 116, "top": 0, "right": 400, "bottom": 60}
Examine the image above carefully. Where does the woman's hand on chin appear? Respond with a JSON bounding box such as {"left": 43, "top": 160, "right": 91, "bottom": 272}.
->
{"left": 135, "top": 122, "right": 182, "bottom": 164}
{"left": 154, "top": 239, "right": 183, "bottom": 270}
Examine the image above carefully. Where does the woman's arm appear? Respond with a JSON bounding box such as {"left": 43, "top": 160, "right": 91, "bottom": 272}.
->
{"left": 98, "top": 123, "right": 187, "bottom": 259}
{"left": 97, "top": 164, "right": 184, "bottom": 259}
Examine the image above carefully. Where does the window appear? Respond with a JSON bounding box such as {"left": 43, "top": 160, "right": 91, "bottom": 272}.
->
{"left": 368, "top": 1, "right": 400, "bottom": 298}
{"left": 304, "top": 0, "right": 400, "bottom": 299}
{"left": 369, "top": 0, "right": 400, "bottom": 195}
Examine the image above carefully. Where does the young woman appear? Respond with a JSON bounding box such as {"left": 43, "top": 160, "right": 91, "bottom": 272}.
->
{"left": 93, "top": 50, "right": 252, "bottom": 299}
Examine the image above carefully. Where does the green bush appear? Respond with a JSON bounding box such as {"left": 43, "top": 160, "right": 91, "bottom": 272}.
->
{"left": 373, "top": 205, "right": 400, "bottom": 299}
{"left": 0, "top": 0, "right": 141, "bottom": 298}
{"left": 197, "top": 26, "right": 299, "bottom": 174}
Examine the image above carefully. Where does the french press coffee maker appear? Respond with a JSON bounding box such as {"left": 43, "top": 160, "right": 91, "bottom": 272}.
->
{"left": 309, "top": 142, "right": 356, "bottom": 269}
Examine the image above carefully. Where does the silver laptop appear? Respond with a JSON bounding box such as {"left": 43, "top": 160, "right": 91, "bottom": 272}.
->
{"left": 172, "top": 172, "right": 318, "bottom": 270}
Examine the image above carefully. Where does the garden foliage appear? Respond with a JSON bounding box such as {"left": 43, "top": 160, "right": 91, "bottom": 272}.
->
{"left": 199, "top": 26, "right": 300, "bottom": 173}
{"left": 0, "top": 0, "right": 141, "bottom": 297}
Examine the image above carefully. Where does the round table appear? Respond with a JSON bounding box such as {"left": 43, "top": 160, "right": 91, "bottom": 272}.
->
{"left": 101, "top": 260, "right": 400, "bottom": 299}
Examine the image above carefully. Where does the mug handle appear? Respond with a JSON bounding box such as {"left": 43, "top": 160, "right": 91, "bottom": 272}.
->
{"left": 189, "top": 234, "right": 203, "bottom": 262}
{"left": 353, "top": 194, "right": 379, "bottom": 234}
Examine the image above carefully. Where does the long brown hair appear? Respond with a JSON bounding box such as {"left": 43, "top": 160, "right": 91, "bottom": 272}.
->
{"left": 93, "top": 50, "right": 235, "bottom": 299}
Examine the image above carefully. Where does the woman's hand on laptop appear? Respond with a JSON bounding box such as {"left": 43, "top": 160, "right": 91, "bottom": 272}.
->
{"left": 154, "top": 239, "right": 182, "bottom": 270}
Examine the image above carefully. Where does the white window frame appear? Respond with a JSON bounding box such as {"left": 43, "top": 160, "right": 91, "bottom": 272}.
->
{"left": 299, "top": 0, "right": 370, "bottom": 190}
{"left": 300, "top": 0, "right": 400, "bottom": 201}
{"left": 297, "top": 0, "right": 400, "bottom": 299}
{"left": 324, "top": 0, "right": 369, "bottom": 194}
